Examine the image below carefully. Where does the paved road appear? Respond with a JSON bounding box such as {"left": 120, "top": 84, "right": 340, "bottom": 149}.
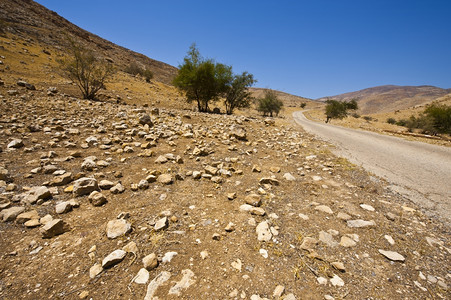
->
{"left": 293, "top": 111, "right": 451, "bottom": 223}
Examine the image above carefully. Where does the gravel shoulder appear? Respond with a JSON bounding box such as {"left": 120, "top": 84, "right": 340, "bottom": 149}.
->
{"left": 293, "top": 110, "right": 451, "bottom": 223}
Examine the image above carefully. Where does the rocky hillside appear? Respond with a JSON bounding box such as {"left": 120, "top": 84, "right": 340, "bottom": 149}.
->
{"left": 317, "top": 85, "right": 451, "bottom": 114}
{"left": 0, "top": 0, "right": 178, "bottom": 84}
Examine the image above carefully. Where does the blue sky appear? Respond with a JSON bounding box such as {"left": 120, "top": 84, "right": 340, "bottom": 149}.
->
{"left": 35, "top": 0, "right": 451, "bottom": 99}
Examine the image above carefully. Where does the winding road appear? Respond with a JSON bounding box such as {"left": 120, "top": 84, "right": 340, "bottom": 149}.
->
{"left": 293, "top": 111, "right": 451, "bottom": 223}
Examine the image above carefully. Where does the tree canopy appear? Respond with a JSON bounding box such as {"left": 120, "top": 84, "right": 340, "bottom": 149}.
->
{"left": 325, "top": 99, "right": 358, "bottom": 123}
{"left": 173, "top": 44, "right": 255, "bottom": 114}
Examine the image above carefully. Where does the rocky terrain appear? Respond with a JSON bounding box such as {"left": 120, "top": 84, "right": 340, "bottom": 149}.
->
{"left": 0, "top": 1, "right": 450, "bottom": 299}
{"left": 0, "top": 85, "right": 450, "bottom": 300}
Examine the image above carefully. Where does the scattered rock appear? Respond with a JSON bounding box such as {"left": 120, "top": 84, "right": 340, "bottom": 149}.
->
{"left": 154, "top": 217, "right": 169, "bottom": 231}
{"left": 40, "top": 219, "right": 67, "bottom": 238}
{"left": 256, "top": 221, "right": 272, "bottom": 241}
{"left": 1, "top": 206, "right": 26, "bottom": 222}
{"left": 88, "top": 191, "right": 107, "bottom": 206}
{"left": 347, "top": 219, "right": 375, "bottom": 228}
{"left": 168, "top": 269, "right": 196, "bottom": 295}
{"left": 133, "top": 268, "right": 150, "bottom": 284}
{"left": 73, "top": 177, "right": 99, "bottom": 196}
{"left": 143, "top": 253, "right": 158, "bottom": 270}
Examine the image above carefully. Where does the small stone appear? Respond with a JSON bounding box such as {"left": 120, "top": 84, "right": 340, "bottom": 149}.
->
{"left": 360, "top": 204, "right": 375, "bottom": 211}
{"left": 259, "top": 177, "right": 280, "bottom": 186}
{"left": 102, "top": 249, "right": 127, "bottom": 268}
{"left": 24, "top": 219, "right": 41, "bottom": 228}
{"left": 123, "top": 241, "right": 138, "bottom": 253}
{"left": 200, "top": 251, "right": 209, "bottom": 259}
{"left": 89, "top": 263, "right": 103, "bottom": 278}
{"left": 245, "top": 194, "right": 262, "bottom": 207}
{"left": 157, "top": 174, "right": 173, "bottom": 185}
{"left": 384, "top": 235, "right": 395, "bottom": 245}
{"left": 139, "top": 114, "right": 153, "bottom": 126}
{"left": 317, "top": 277, "right": 328, "bottom": 285}
{"left": 300, "top": 237, "right": 318, "bottom": 250}
{"left": 315, "top": 205, "right": 333, "bottom": 214}
{"left": 154, "top": 217, "right": 169, "bottom": 231}
{"left": 7, "top": 139, "right": 24, "bottom": 149}
{"left": 162, "top": 251, "right": 177, "bottom": 263}
{"left": 39, "top": 214, "right": 53, "bottom": 225}
{"left": 283, "top": 173, "right": 295, "bottom": 181}
{"left": 212, "top": 233, "right": 221, "bottom": 241}
{"left": 273, "top": 285, "right": 285, "bottom": 298}
{"left": 144, "top": 271, "right": 172, "bottom": 300}
{"left": 231, "top": 259, "right": 242, "bottom": 271}
{"left": 134, "top": 268, "right": 150, "bottom": 284}
{"left": 79, "top": 291, "right": 89, "bottom": 299}
{"left": 55, "top": 201, "right": 73, "bottom": 214}
{"left": 256, "top": 221, "right": 272, "bottom": 241}
{"left": 50, "top": 172, "right": 73, "bottom": 186}
{"left": 227, "top": 192, "right": 237, "bottom": 200}
{"left": 378, "top": 249, "right": 405, "bottom": 262}
{"left": 319, "top": 231, "right": 338, "bottom": 247}
{"left": 1, "top": 206, "right": 26, "bottom": 222}
{"left": 99, "top": 180, "right": 115, "bottom": 190}
{"left": 330, "top": 275, "right": 344, "bottom": 286}
{"left": 347, "top": 219, "right": 375, "bottom": 228}
{"left": 340, "top": 236, "right": 357, "bottom": 247}
{"left": 73, "top": 177, "right": 99, "bottom": 196}
{"left": 331, "top": 262, "right": 346, "bottom": 272}
{"left": 250, "top": 207, "right": 266, "bottom": 216}
{"left": 40, "top": 219, "right": 66, "bottom": 238}
{"left": 110, "top": 182, "right": 125, "bottom": 194}
{"left": 15, "top": 210, "right": 39, "bottom": 224}
{"left": 88, "top": 191, "right": 107, "bottom": 206}
{"left": 143, "top": 253, "right": 159, "bottom": 270}
{"left": 337, "top": 212, "right": 351, "bottom": 220}
{"left": 225, "top": 222, "right": 235, "bottom": 232}
{"left": 298, "top": 213, "right": 309, "bottom": 220}
{"left": 259, "top": 248, "right": 268, "bottom": 258}
{"left": 106, "top": 219, "right": 131, "bottom": 239}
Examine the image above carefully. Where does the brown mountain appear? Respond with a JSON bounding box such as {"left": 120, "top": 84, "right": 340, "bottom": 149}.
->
{"left": 0, "top": 0, "right": 178, "bottom": 84}
{"left": 317, "top": 85, "right": 451, "bottom": 114}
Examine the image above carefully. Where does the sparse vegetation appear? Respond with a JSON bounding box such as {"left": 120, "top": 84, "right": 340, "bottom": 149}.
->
{"left": 300, "top": 102, "right": 307, "bottom": 109}
{"left": 363, "top": 116, "right": 373, "bottom": 122}
{"left": 257, "top": 90, "right": 284, "bottom": 117}
{"left": 58, "top": 40, "right": 115, "bottom": 100}
{"left": 224, "top": 72, "right": 256, "bottom": 115}
{"left": 125, "top": 62, "right": 153, "bottom": 82}
{"left": 324, "top": 98, "right": 358, "bottom": 123}
{"left": 387, "top": 117, "right": 396, "bottom": 124}
{"left": 392, "top": 103, "right": 450, "bottom": 134}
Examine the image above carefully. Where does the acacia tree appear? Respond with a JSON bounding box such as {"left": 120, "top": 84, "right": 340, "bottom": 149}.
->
{"left": 325, "top": 98, "right": 358, "bottom": 123}
{"left": 224, "top": 72, "right": 256, "bottom": 115}
{"left": 173, "top": 44, "right": 232, "bottom": 112}
{"left": 257, "top": 90, "right": 283, "bottom": 117}
{"left": 59, "top": 40, "right": 114, "bottom": 100}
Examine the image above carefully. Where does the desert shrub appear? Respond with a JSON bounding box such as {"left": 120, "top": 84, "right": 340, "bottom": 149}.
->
{"left": 125, "top": 62, "right": 153, "bottom": 82}
{"left": 300, "top": 102, "right": 307, "bottom": 108}
{"left": 424, "top": 103, "right": 451, "bottom": 134}
{"left": 352, "top": 113, "right": 360, "bottom": 118}
{"left": 363, "top": 116, "right": 373, "bottom": 122}
{"left": 257, "top": 90, "right": 283, "bottom": 117}
{"left": 387, "top": 117, "right": 396, "bottom": 124}
{"left": 59, "top": 40, "right": 115, "bottom": 100}
{"left": 224, "top": 71, "right": 256, "bottom": 115}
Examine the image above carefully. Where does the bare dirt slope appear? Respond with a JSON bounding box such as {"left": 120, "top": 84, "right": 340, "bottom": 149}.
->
{"left": 293, "top": 110, "right": 451, "bottom": 223}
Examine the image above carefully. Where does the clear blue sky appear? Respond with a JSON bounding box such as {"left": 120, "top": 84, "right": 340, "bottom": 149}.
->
{"left": 35, "top": 0, "right": 451, "bottom": 99}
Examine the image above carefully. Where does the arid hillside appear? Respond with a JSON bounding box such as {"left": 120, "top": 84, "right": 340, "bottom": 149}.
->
{"left": 317, "top": 85, "right": 451, "bottom": 114}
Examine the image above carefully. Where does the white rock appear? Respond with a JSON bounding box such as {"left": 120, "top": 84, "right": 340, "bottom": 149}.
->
{"left": 162, "top": 251, "right": 178, "bottom": 263}
{"left": 256, "top": 221, "right": 272, "bottom": 241}
{"left": 106, "top": 219, "right": 131, "bottom": 239}
{"left": 102, "top": 249, "right": 126, "bottom": 268}
{"left": 317, "top": 277, "right": 328, "bottom": 285}
{"left": 259, "top": 249, "right": 268, "bottom": 258}
{"left": 144, "top": 271, "right": 171, "bottom": 300}
{"left": 283, "top": 173, "right": 295, "bottom": 181}
{"left": 347, "top": 219, "right": 375, "bottom": 228}
{"left": 378, "top": 249, "right": 405, "bottom": 262}
{"left": 330, "top": 274, "right": 344, "bottom": 286}
{"left": 133, "top": 268, "right": 150, "bottom": 284}
{"left": 384, "top": 235, "right": 395, "bottom": 245}
{"left": 360, "top": 204, "right": 375, "bottom": 211}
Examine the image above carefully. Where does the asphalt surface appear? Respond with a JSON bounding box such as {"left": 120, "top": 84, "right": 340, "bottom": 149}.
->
{"left": 293, "top": 110, "right": 451, "bottom": 223}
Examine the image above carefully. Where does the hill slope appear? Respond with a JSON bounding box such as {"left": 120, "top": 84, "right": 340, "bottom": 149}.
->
{"left": 0, "top": 0, "right": 178, "bottom": 84}
{"left": 318, "top": 85, "right": 451, "bottom": 114}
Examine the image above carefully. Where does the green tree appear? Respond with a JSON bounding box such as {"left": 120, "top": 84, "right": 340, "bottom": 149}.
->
{"left": 257, "top": 90, "right": 283, "bottom": 117}
{"left": 59, "top": 40, "right": 114, "bottom": 100}
{"left": 173, "top": 44, "right": 232, "bottom": 112}
{"left": 424, "top": 103, "right": 451, "bottom": 134}
{"left": 224, "top": 72, "right": 256, "bottom": 115}
{"left": 325, "top": 99, "right": 358, "bottom": 123}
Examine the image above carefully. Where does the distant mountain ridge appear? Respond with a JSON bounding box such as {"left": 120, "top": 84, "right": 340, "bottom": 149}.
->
{"left": 0, "top": 0, "right": 178, "bottom": 84}
{"left": 317, "top": 85, "right": 451, "bottom": 114}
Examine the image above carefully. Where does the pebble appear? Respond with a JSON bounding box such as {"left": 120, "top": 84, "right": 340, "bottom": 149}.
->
{"left": 168, "top": 269, "right": 196, "bottom": 295}
{"left": 330, "top": 274, "right": 344, "bottom": 286}
{"left": 143, "top": 253, "right": 158, "bottom": 270}
{"left": 40, "top": 219, "right": 66, "bottom": 238}
{"left": 133, "top": 268, "right": 150, "bottom": 284}
{"left": 154, "top": 217, "right": 169, "bottom": 231}
{"left": 347, "top": 219, "right": 375, "bottom": 228}
{"left": 256, "top": 221, "right": 272, "bottom": 241}
{"left": 89, "top": 263, "right": 103, "bottom": 278}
